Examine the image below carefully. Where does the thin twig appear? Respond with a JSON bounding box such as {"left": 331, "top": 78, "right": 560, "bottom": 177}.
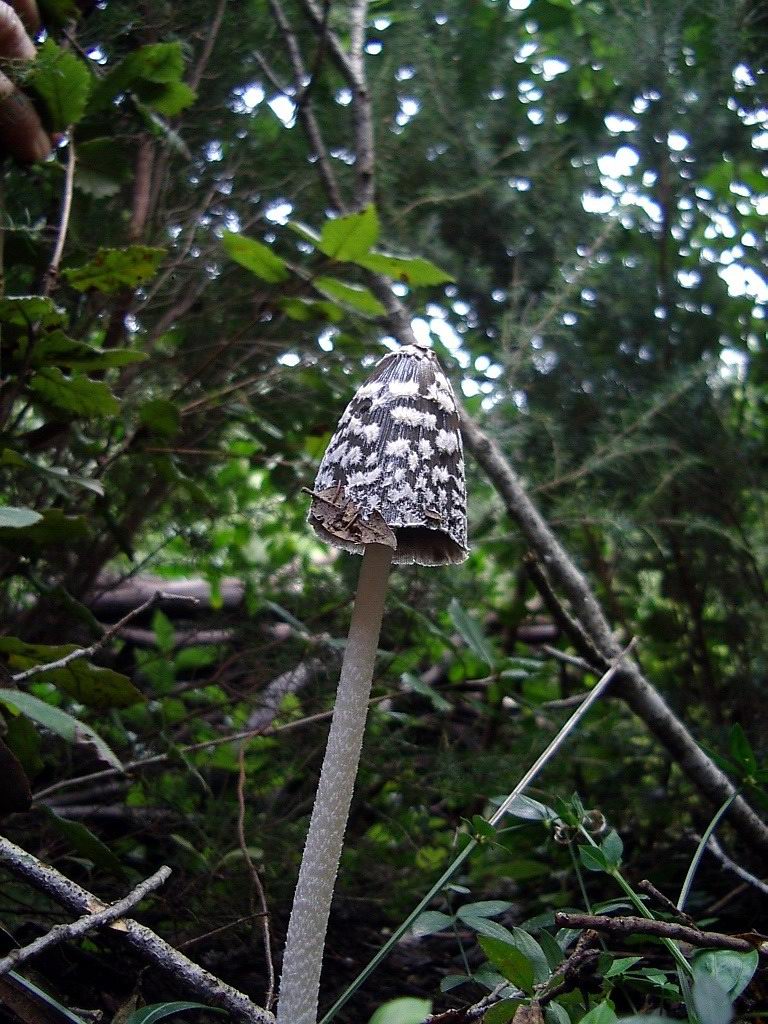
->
{"left": 11, "top": 591, "right": 199, "bottom": 683}
{"left": 637, "top": 879, "right": 697, "bottom": 927}
{"left": 42, "top": 132, "right": 76, "bottom": 296}
{"left": 296, "top": 0, "right": 330, "bottom": 110}
{"left": 237, "top": 746, "right": 276, "bottom": 1011}
{"left": 424, "top": 984, "right": 508, "bottom": 1023}
{"left": 0, "top": 866, "right": 171, "bottom": 976}
{"left": 553, "top": 912, "right": 768, "bottom": 955}
{"left": 695, "top": 833, "right": 768, "bottom": 896}
{"left": 188, "top": 0, "right": 228, "bottom": 91}
{"left": 33, "top": 694, "right": 392, "bottom": 802}
{"left": 541, "top": 645, "right": 598, "bottom": 674}
{"left": 267, "top": 0, "right": 345, "bottom": 211}
{"left": 0, "top": 836, "right": 273, "bottom": 1023}
{"left": 294, "top": 0, "right": 355, "bottom": 83}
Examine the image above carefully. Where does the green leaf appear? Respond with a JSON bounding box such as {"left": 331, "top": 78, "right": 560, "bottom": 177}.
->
{"left": 545, "top": 1003, "right": 571, "bottom": 1024}
{"left": 139, "top": 398, "right": 181, "bottom": 438}
{"left": 0, "top": 296, "right": 66, "bottom": 329}
{"left": 478, "top": 935, "right": 535, "bottom": 992}
{"left": 578, "top": 845, "right": 609, "bottom": 872}
{"left": 604, "top": 956, "right": 643, "bottom": 978}
{"left": 75, "top": 138, "right": 132, "bottom": 198}
{"left": 124, "top": 1003, "right": 224, "bottom": 1024}
{"left": 90, "top": 42, "right": 194, "bottom": 115}
{"left": 280, "top": 297, "right": 344, "bottom": 322}
{"left": 692, "top": 973, "right": 734, "bottom": 1024}
{"left": 0, "top": 689, "right": 122, "bottom": 770}
{"left": 411, "top": 911, "right": 454, "bottom": 936}
{"left": 357, "top": 251, "right": 454, "bottom": 286}
{"left": 313, "top": 277, "right": 386, "bottom": 316}
{"left": 0, "top": 509, "right": 88, "bottom": 550}
{"left": 152, "top": 609, "right": 176, "bottom": 655}
{"left": 6, "top": 973, "right": 89, "bottom": 1024}
{"left": 222, "top": 231, "right": 290, "bottom": 283}
{"left": 693, "top": 949, "right": 758, "bottom": 999}
{"left": 145, "top": 80, "right": 197, "bottom": 117}
{"left": 29, "top": 39, "right": 91, "bottom": 130}
{"left": 484, "top": 1001, "right": 523, "bottom": 1024}
{"left": 318, "top": 206, "right": 380, "bottom": 260}
{"left": 63, "top": 247, "right": 166, "bottom": 293}
{"left": 400, "top": 671, "right": 452, "bottom": 711}
{"left": 729, "top": 724, "right": 757, "bottom": 774}
{"left": 29, "top": 331, "right": 147, "bottom": 370}
{"left": 457, "top": 900, "right": 513, "bottom": 921}
{"left": 502, "top": 794, "right": 556, "bottom": 821}
{"left": 41, "top": 807, "right": 127, "bottom": 878}
{"left": 0, "top": 506, "right": 42, "bottom": 528}
{"left": 368, "top": 998, "right": 432, "bottom": 1024}
{"left": 448, "top": 598, "right": 495, "bottom": 667}
{"left": 579, "top": 1003, "right": 618, "bottom": 1024}
{"left": 600, "top": 830, "right": 624, "bottom": 868}
{"left": 534, "top": 930, "right": 565, "bottom": 973}
{"left": 510, "top": 928, "right": 551, "bottom": 985}
{"left": 469, "top": 917, "right": 516, "bottom": 943}
{"left": 28, "top": 368, "right": 119, "bottom": 417}
{"left": 0, "top": 639, "right": 144, "bottom": 709}
{"left": 14, "top": 458, "right": 105, "bottom": 496}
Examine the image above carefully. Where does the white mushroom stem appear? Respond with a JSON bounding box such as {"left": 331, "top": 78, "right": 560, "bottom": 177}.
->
{"left": 276, "top": 542, "right": 394, "bottom": 1024}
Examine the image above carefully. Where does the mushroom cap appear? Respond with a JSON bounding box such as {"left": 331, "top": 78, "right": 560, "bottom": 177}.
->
{"left": 309, "top": 345, "right": 468, "bottom": 566}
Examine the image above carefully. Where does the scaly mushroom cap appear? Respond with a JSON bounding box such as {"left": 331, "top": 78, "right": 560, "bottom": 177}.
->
{"left": 309, "top": 345, "right": 468, "bottom": 566}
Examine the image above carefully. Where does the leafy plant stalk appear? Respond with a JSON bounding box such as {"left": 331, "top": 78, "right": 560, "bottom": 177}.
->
{"left": 578, "top": 827, "right": 693, "bottom": 977}
{"left": 318, "top": 646, "right": 632, "bottom": 1024}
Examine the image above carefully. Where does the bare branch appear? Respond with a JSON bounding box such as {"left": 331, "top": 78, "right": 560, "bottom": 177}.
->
{"left": 554, "top": 911, "right": 768, "bottom": 956}
{"left": 295, "top": 0, "right": 355, "bottom": 83}
{"left": 237, "top": 747, "right": 275, "bottom": 1010}
{"left": 696, "top": 833, "right": 768, "bottom": 896}
{"left": 42, "top": 133, "right": 76, "bottom": 296}
{"left": 0, "top": 866, "right": 171, "bottom": 976}
{"left": 0, "top": 836, "right": 274, "bottom": 1023}
{"left": 347, "top": 0, "right": 374, "bottom": 208}
{"left": 11, "top": 591, "right": 199, "bottom": 684}
{"left": 188, "top": 0, "right": 228, "bottom": 92}
{"left": 267, "top": 0, "right": 345, "bottom": 211}
{"left": 637, "top": 879, "right": 697, "bottom": 926}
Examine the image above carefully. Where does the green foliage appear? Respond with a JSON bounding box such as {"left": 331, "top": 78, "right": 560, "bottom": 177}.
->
{"left": 0, "top": 689, "right": 122, "bottom": 769}
{"left": 89, "top": 42, "right": 196, "bottom": 115}
{"left": 222, "top": 231, "right": 290, "bottom": 283}
{"left": 63, "top": 247, "right": 166, "bottom": 293}
{"left": 123, "top": 1004, "right": 224, "bottom": 1024}
{"left": 368, "top": 998, "right": 432, "bottom": 1024}
{"left": 29, "top": 39, "right": 91, "bottom": 129}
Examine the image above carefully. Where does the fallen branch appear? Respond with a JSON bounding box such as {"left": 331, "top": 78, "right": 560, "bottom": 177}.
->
{"left": 0, "top": 836, "right": 274, "bottom": 1023}
{"left": 553, "top": 911, "right": 768, "bottom": 955}
{"left": 11, "top": 592, "right": 199, "bottom": 684}
{"left": 459, "top": 411, "right": 768, "bottom": 858}
{"left": 0, "top": 866, "right": 171, "bottom": 977}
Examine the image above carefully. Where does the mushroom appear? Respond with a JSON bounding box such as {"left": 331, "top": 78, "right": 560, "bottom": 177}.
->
{"left": 276, "top": 343, "right": 467, "bottom": 1024}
